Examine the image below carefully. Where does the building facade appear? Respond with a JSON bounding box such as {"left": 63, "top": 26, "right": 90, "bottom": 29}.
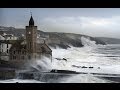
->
{"left": 9, "top": 15, "right": 52, "bottom": 61}
{"left": 0, "top": 35, "right": 12, "bottom": 61}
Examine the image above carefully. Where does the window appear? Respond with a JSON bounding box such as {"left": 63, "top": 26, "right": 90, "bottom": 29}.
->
{"left": 22, "top": 56, "right": 24, "bottom": 60}
{"left": 15, "top": 56, "right": 16, "bottom": 59}
{"left": 28, "top": 55, "right": 31, "bottom": 60}
{"left": 18, "top": 50, "right": 20, "bottom": 54}
{"left": 30, "top": 42, "right": 31, "bottom": 49}
{"left": 20, "top": 50, "right": 21, "bottom": 54}
{"left": 13, "top": 56, "right": 16, "bottom": 60}
{"left": 10, "top": 56, "right": 12, "bottom": 60}
{"left": 34, "top": 43, "right": 36, "bottom": 48}
{"left": 2, "top": 44, "right": 3, "bottom": 48}
{"left": 23, "top": 51, "right": 25, "bottom": 54}
{"left": 14, "top": 51, "right": 15, "bottom": 54}
{"left": 22, "top": 51, "right": 24, "bottom": 54}
{"left": 7, "top": 49, "right": 8, "bottom": 53}
{"left": 7, "top": 44, "right": 8, "bottom": 48}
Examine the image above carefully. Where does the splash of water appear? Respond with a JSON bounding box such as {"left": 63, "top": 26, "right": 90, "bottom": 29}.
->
{"left": 22, "top": 36, "right": 99, "bottom": 72}
{"left": 81, "top": 36, "right": 97, "bottom": 47}
{"left": 28, "top": 56, "right": 52, "bottom": 72}
{"left": 13, "top": 37, "right": 120, "bottom": 83}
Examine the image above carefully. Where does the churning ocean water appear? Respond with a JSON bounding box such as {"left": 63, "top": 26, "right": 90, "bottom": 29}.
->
{"left": 0, "top": 37, "right": 120, "bottom": 83}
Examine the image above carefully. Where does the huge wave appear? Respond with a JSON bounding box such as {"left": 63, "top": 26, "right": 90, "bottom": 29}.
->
{"left": 2, "top": 36, "right": 120, "bottom": 83}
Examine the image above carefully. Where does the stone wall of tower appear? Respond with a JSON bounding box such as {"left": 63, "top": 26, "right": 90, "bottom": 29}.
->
{"left": 26, "top": 26, "right": 37, "bottom": 54}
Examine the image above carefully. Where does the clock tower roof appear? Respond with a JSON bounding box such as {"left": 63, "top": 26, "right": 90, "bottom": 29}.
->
{"left": 29, "top": 15, "right": 34, "bottom": 26}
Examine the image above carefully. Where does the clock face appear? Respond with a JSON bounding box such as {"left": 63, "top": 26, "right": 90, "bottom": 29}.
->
{"left": 28, "top": 31, "right": 31, "bottom": 34}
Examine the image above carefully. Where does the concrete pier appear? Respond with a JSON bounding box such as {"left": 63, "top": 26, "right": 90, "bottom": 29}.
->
{"left": 0, "top": 68, "right": 15, "bottom": 79}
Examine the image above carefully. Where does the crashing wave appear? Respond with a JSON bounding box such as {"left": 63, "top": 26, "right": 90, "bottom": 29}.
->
{"left": 28, "top": 56, "right": 52, "bottom": 72}
{"left": 81, "top": 36, "right": 97, "bottom": 47}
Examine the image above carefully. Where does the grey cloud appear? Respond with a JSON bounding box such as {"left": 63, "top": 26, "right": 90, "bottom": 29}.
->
{"left": 39, "top": 16, "right": 120, "bottom": 39}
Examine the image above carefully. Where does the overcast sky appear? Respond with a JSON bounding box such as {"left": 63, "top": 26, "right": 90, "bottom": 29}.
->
{"left": 0, "top": 8, "right": 120, "bottom": 38}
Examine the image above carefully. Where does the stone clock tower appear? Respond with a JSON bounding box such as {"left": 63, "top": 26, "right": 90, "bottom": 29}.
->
{"left": 26, "top": 14, "right": 37, "bottom": 60}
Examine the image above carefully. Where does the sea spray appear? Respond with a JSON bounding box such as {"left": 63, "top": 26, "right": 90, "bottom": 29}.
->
{"left": 81, "top": 36, "right": 97, "bottom": 47}
{"left": 3, "top": 38, "right": 120, "bottom": 83}
{"left": 51, "top": 45, "right": 98, "bottom": 71}
{"left": 47, "top": 36, "right": 98, "bottom": 71}
{"left": 28, "top": 56, "right": 52, "bottom": 72}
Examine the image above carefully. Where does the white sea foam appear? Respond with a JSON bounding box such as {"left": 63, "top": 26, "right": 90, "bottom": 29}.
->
{"left": 26, "top": 37, "right": 120, "bottom": 82}
{"left": 1, "top": 37, "right": 120, "bottom": 83}
{"left": 81, "top": 36, "right": 97, "bottom": 47}
{"left": 28, "top": 56, "right": 52, "bottom": 72}
{"left": 29, "top": 37, "right": 120, "bottom": 75}
{"left": 0, "top": 79, "right": 44, "bottom": 83}
{"left": 60, "top": 74, "right": 112, "bottom": 83}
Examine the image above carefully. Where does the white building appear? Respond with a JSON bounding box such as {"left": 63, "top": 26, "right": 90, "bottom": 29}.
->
{"left": 0, "top": 34, "right": 16, "bottom": 53}
{"left": 3, "top": 34, "right": 18, "bottom": 40}
{"left": 0, "top": 34, "right": 16, "bottom": 61}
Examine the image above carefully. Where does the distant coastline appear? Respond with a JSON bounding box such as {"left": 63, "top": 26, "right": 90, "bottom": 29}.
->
{"left": 0, "top": 26, "right": 107, "bottom": 49}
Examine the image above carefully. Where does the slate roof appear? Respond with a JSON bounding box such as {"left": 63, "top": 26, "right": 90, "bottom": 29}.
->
{"left": 9, "top": 40, "right": 52, "bottom": 54}
{"left": 29, "top": 16, "right": 34, "bottom": 26}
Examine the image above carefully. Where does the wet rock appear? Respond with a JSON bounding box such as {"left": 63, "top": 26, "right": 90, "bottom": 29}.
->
{"left": 98, "top": 67, "right": 100, "bottom": 69}
{"left": 72, "top": 65, "right": 81, "bottom": 68}
{"left": 55, "top": 58, "right": 67, "bottom": 62}
{"left": 50, "top": 69, "right": 79, "bottom": 74}
{"left": 63, "top": 58, "right": 67, "bottom": 61}
{"left": 55, "top": 58, "right": 61, "bottom": 60}
{"left": 81, "top": 66, "right": 87, "bottom": 68}
{"left": 89, "top": 67, "right": 93, "bottom": 68}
